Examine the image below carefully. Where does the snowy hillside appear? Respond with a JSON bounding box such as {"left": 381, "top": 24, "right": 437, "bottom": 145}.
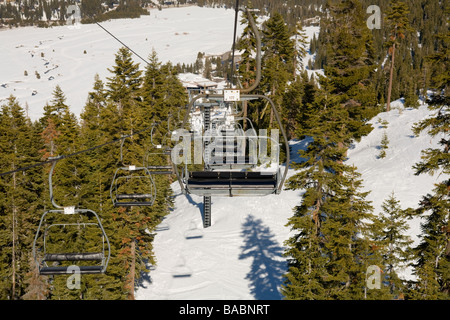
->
{"left": 0, "top": 6, "right": 245, "bottom": 121}
{"left": 135, "top": 100, "right": 447, "bottom": 300}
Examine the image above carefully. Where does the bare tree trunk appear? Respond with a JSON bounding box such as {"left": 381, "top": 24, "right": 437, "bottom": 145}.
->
{"left": 270, "top": 85, "right": 275, "bottom": 128}
{"left": 12, "top": 168, "right": 17, "bottom": 300}
{"left": 128, "top": 240, "right": 136, "bottom": 300}
{"left": 386, "top": 42, "right": 396, "bottom": 112}
{"left": 243, "top": 61, "right": 249, "bottom": 131}
{"left": 243, "top": 100, "right": 248, "bottom": 130}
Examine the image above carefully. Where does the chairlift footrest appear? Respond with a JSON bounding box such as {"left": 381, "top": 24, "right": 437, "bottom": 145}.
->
{"left": 187, "top": 171, "right": 278, "bottom": 194}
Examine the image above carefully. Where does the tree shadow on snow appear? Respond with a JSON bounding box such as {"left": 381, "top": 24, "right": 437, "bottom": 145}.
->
{"left": 136, "top": 260, "right": 155, "bottom": 289}
{"left": 239, "top": 215, "right": 286, "bottom": 300}
{"left": 289, "top": 137, "right": 313, "bottom": 166}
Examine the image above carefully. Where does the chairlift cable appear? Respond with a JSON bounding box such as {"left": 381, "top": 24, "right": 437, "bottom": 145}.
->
{"left": 95, "top": 22, "right": 151, "bottom": 66}
{"left": 229, "top": 0, "right": 240, "bottom": 88}
{"left": 0, "top": 124, "right": 154, "bottom": 178}
{"left": 1, "top": 6, "right": 247, "bottom": 178}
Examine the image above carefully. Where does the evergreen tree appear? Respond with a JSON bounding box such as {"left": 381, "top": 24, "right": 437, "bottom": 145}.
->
{"left": 106, "top": 46, "right": 143, "bottom": 133}
{"left": 262, "top": 12, "right": 295, "bottom": 70}
{"left": 261, "top": 12, "right": 295, "bottom": 128}
{"left": 378, "top": 131, "right": 389, "bottom": 159}
{"left": 236, "top": 5, "right": 258, "bottom": 130}
{"left": 409, "top": 182, "right": 449, "bottom": 299}
{"left": 76, "top": 74, "right": 123, "bottom": 299}
{"left": 409, "top": 20, "right": 449, "bottom": 298}
{"left": 283, "top": 77, "right": 379, "bottom": 299}
{"left": 104, "top": 48, "right": 152, "bottom": 299}
{"left": 385, "top": 0, "right": 412, "bottom": 111}
{"left": 39, "top": 86, "right": 81, "bottom": 207}
{"left": 321, "top": 0, "right": 377, "bottom": 142}
{"left": 281, "top": 76, "right": 304, "bottom": 140}
{"left": 375, "top": 193, "right": 413, "bottom": 298}
{"left": 0, "top": 96, "right": 45, "bottom": 299}
{"left": 320, "top": 166, "right": 377, "bottom": 299}
{"left": 292, "top": 21, "right": 308, "bottom": 74}
{"left": 291, "top": 70, "right": 318, "bottom": 137}
{"left": 203, "top": 57, "right": 212, "bottom": 80}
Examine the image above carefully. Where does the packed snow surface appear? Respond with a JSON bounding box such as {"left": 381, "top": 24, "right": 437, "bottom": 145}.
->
{"left": 135, "top": 100, "right": 447, "bottom": 300}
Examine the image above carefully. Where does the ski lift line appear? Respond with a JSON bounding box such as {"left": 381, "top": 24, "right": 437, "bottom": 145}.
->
{"left": 175, "top": 8, "right": 284, "bottom": 196}
{"left": 33, "top": 155, "right": 111, "bottom": 275}
{"left": 95, "top": 22, "right": 151, "bottom": 66}
{"left": 180, "top": 8, "right": 261, "bottom": 130}
{"left": 178, "top": 93, "right": 289, "bottom": 194}
{"left": 0, "top": 8, "right": 257, "bottom": 179}
{"left": 231, "top": 7, "right": 262, "bottom": 93}
{"left": 0, "top": 124, "right": 154, "bottom": 178}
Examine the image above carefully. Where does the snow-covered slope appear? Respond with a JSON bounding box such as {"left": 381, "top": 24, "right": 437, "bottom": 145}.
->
{"left": 136, "top": 141, "right": 303, "bottom": 300}
{"left": 346, "top": 100, "right": 444, "bottom": 243}
{"left": 135, "top": 100, "right": 447, "bottom": 300}
{"left": 0, "top": 6, "right": 244, "bottom": 121}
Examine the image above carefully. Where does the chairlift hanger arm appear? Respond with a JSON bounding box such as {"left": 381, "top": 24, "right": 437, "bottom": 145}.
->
{"left": 235, "top": 8, "right": 261, "bottom": 94}
{"left": 181, "top": 6, "right": 261, "bottom": 126}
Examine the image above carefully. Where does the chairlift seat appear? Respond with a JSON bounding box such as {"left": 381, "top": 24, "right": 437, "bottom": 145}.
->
{"left": 114, "top": 200, "right": 154, "bottom": 207}
{"left": 208, "top": 155, "right": 254, "bottom": 164}
{"left": 110, "top": 166, "right": 156, "bottom": 207}
{"left": 147, "top": 171, "right": 173, "bottom": 175}
{"left": 114, "top": 194, "right": 155, "bottom": 206}
{"left": 186, "top": 171, "right": 278, "bottom": 196}
{"left": 148, "top": 165, "right": 172, "bottom": 170}
{"left": 39, "top": 266, "right": 104, "bottom": 275}
{"left": 43, "top": 252, "right": 104, "bottom": 262}
{"left": 116, "top": 193, "right": 154, "bottom": 200}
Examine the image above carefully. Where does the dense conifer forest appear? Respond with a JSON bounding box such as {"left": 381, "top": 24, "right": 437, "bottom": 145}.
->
{"left": 0, "top": 0, "right": 448, "bottom": 300}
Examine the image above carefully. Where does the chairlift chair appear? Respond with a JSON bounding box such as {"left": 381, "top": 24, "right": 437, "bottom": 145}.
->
{"left": 203, "top": 115, "right": 261, "bottom": 171}
{"left": 110, "top": 165, "right": 157, "bottom": 207}
{"left": 146, "top": 120, "right": 175, "bottom": 175}
{"left": 33, "top": 158, "right": 111, "bottom": 275}
{"left": 110, "top": 136, "right": 157, "bottom": 207}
